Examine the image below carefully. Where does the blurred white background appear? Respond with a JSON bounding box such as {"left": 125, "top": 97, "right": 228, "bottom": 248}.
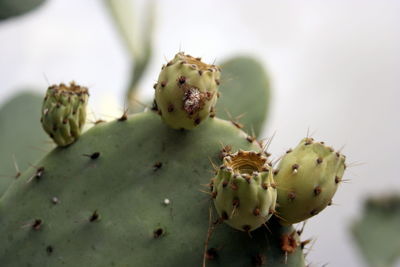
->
{"left": 1, "top": 0, "right": 399, "bottom": 266}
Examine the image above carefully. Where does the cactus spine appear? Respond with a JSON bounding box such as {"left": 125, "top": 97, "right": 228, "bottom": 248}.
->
{"left": 41, "top": 82, "right": 88, "bottom": 147}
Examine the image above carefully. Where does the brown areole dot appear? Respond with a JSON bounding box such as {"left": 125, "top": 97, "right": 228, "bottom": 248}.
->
{"left": 153, "top": 228, "right": 163, "bottom": 238}
{"left": 314, "top": 186, "right": 322, "bottom": 196}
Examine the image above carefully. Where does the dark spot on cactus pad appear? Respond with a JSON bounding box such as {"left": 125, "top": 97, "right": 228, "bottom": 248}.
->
{"left": 292, "top": 164, "right": 299, "bottom": 171}
{"left": 153, "top": 83, "right": 158, "bottom": 89}
{"left": 153, "top": 228, "right": 163, "bottom": 238}
{"left": 286, "top": 149, "right": 292, "bottom": 154}
{"left": 194, "top": 118, "right": 201, "bottom": 125}
{"left": 118, "top": 111, "right": 128, "bottom": 121}
{"left": 209, "top": 106, "right": 216, "bottom": 118}
{"left": 252, "top": 253, "right": 266, "bottom": 266}
{"left": 46, "top": 245, "right": 53, "bottom": 255}
{"left": 166, "top": 61, "right": 173, "bottom": 67}
{"left": 212, "top": 191, "right": 218, "bottom": 199}
{"left": 167, "top": 104, "right": 174, "bottom": 113}
{"left": 316, "top": 157, "right": 323, "bottom": 164}
{"left": 314, "top": 186, "right": 322, "bottom": 196}
{"left": 83, "top": 152, "right": 100, "bottom": 160}
{"left": 246, "top": 135, "right": 255, "bottom": 143}
{"left": 161, "top": 81, "right": 167, "bottom": 88}
{"left": 177, "top": 76, "right": 186, "bottom": 85}
{"left": 230, "top": 181, "right": 238, "bottom": 191}
{"left": 327, "top": 199, "right": 333, "bottom": 206}
{"left": 310, "top": 209, "right": 318, "bottom": 216}
{"left": 198, "top": 70, "right": 203, "bottom": 76}
{"left": 273, "top": 169, "right": 279, "bottom": 176}
{"left": 205, "top": 248, "right": 218, "bottom": 260}
{"left": 270, "top": 182, "right": 277, "bottom": 189}
{"left": 288, "top": 191, "right": 296, "bottom": 200}
{"left": 232, "top": 198, "right": 240, "bottom": 208}
{"left": 253, "top": 208, "right": 260, "bottom": 216}
{"left": 231, "top": 120, "right": 244, "bottom": 129}
{"left": 222, "top": 180, "right": 228, "bottom": 188}
{"left": 335, "top": 176, "right": 341, "bottom": 184}
{"left": 89, "top": 210, "right": 100, "bottom": 222}
{"left": 262, "top": 183, "right": 269, "bottom": 190}
{"left": 27, "top": 166, "right": 45, "bottom": 183}
{"left": 153, "top": 162, "right": 162, "bottom": 171}
{"left": 32, "top": 219, "right": 43, "bottom": 230}
{"left": 281, "top": 232, "right": 298, "bottom": 253}
{"left": 215, "top": 79, "right": 220, "bottom": 86}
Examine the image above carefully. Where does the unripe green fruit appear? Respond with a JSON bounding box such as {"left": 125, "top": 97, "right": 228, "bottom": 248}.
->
{"left": 41, "top": 82, "right": 88, "bottom": 147}
{"left": 275, "top": 138, "right": 346, "bottom": 225}
{"left": 212, "top": 150, "right": 277, "bottom": 232}
{"left": 154, "top": 52, "right": 221, "bottom": 130}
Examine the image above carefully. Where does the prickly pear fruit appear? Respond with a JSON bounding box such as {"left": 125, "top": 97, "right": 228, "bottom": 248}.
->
{"left": 154, "top": 52, "right": 220, "bottom": 129}
{"left": 275, "top": 138, "right": 346, "bottom": 225}
{"left": 212, "top": 150, "right": 277, "bottom": 232}
{"left": 41, "top": 82, "right": 89, "bottom": 147}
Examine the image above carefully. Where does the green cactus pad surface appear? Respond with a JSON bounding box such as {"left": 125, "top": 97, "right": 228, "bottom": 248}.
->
{"left": 0, "top": 111, "right": 304, "bottom": 267}
{"left": 0, "top": 92, "right": 50, "bottom": 196}
{"left": 352, "top": 195, "right": 400, "bottom": 267}
{"left": 275, "top": 138, "right": 346, "bottom": 225}
{"left": 217, "top": 57, "right": 270, "bottom": 136}
{"left": 154, "top": 52, "right": 221, "bottom": 130}
{"left": 212, "top": 150, "right": 277, "bottom": 232}
{"left": 41, "top": 82, "right": 89, "bottom": 147}
{"left": 0, "top": 0, "right": 45, "bottom": 20}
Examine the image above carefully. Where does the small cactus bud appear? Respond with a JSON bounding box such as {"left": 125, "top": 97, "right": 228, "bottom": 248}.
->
{"left": 211, "top": 150, "right": 277, "bottom": 232}
{"left": 275, "top": 138, "right": 346, "bottom": 225}
{"left": 154, "top": 52, "right": 221, "bottom": 130}
{"left": 41, "top": 82, "right": 89, "bottom": 147}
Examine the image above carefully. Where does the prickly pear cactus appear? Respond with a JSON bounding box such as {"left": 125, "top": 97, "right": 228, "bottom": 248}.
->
{"left": 352, "top": 194, "right": 400, "bottom": 267}
{"left": 275, "top": 138, "right": 346, "bottom": 225}
{"left": 154, "top": 52, "right": 220, "bottom": 129}
{"left": 0, "top": 92, "right": 50, "bottom": 196}
{"left": 0, "top": 111, "right": 305, "bottom": 266}
{"left": 41, "top": 82, "right": 89, "bottom": 147}
{"left": 212, "top": 150, "right": 277, "bottom": 232}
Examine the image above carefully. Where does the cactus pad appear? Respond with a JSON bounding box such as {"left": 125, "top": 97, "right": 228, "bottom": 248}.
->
{"left": 0, "top": 111, "right": 304, "bottom": 266}
{"left": 41, "top": 82, "right": 89, "bottom": 147}
{"left": 352, "top": 194, "right": 400, "bottom": 267}
{"left": 212, "top": 150, "right": 277, "bottom": 232}
{"left": 275, "top": 138, "right": 346, "bottom": 225}
{"left": 154, "top": 52, "right": 221, "bottom": 129}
